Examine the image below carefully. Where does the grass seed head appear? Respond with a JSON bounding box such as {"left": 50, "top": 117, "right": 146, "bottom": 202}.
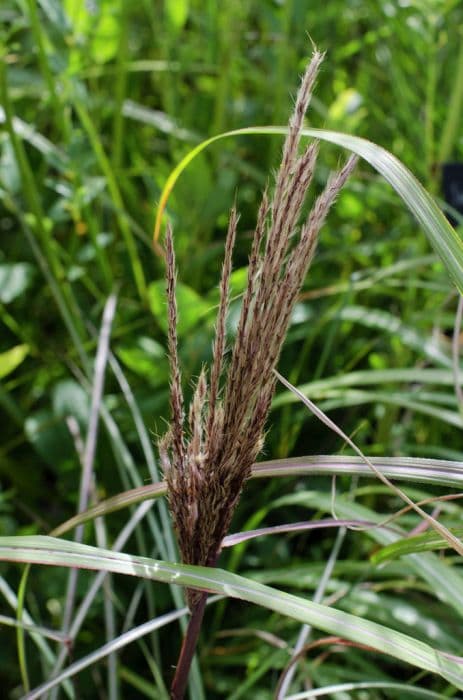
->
{"left": 160, "top": 51, "right": 357, "bottom": 605}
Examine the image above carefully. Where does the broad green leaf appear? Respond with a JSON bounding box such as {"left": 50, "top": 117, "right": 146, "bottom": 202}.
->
{"left": 371, "top": 529, "right": 463, "bottom": 565}
{"left": 0, "top": 263, "right": 35, "bottom": 303}
{"left": 0, "top": 139, "right": 20, "bottom": 194}
{"left": 0, "top": 344, "right": 29, "bottom": 379}
{"left": 153, "top": 127, "right": 463, "bottom": 294}
{"left": 0, "top": 109, "right": 68, "bottom": 171}
{"left": 116, "top": 336, "right": 168, "bottom": 385}
{"left": 64, "top": 0, "right": 120, "bottom": 65}
{"left": 207, "top": 267, "right": 249, "bottom": 304}
{"left": 91, "top": 8, "right": 120, "bottom": 64}
{"left": 148, "top": 279, "right": 211, "bottom": 337}
{"left": 63, "top": 0, "right": 87, "bottom": 33}
{"left": 38, "top": 0, "right": 71, "bottom": 33}
{"left": 165, "top": 0, "right": 189, "bottom": 31}
{"left": 1, "top": 535, "right": 463, "bottom": 690}
{"left": 327, "top": 88, "right": 365, "bottom": 131}
{"left": 52, "top": 379, "right": 90, "bottom": 429}
{"left": 24, "top": 381, "right": 89, "bottom": 467}
{"left": 24, "top": 410, "right": 74, "bottom": 467}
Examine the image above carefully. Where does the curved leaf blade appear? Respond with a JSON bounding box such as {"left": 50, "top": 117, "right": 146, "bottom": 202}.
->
{"left": 51, "top": 456, "right": 463, "bottom": 537}
{"left": 153, "top": 127, "right": 463, "bottom": 292}
{"left": 1, "top": 535, "right": 463, "bottom": 690}
{"left": 371, "top": 529, "right": 463, "bottom": 565}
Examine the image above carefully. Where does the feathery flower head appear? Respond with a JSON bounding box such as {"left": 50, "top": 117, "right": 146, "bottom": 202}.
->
{"left": 159, "top": 51, "right": 357, "bottom": 606}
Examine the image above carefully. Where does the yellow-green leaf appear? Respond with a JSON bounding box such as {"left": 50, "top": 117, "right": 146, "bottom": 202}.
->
{"left": 0, "top": 344, "right": 29, "bottom": 379}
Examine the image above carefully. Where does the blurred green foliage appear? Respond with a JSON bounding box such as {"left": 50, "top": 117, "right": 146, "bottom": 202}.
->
{"left": 1, "top": 0, "right": 463, "bottom": 697}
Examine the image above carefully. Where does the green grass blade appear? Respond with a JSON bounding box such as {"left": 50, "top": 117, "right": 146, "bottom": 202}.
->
{"left": 1, "top": 536, "right": 463, "bottom": 691}
{"left": 107, "top": 353, "right": 176, "bottom": 561}
{"left": 272, "top": 490, "right": 463, "bottom": 619}
{"left": 292, "top": 388, "right": 463, "bottom": 430}
{"left": 252, "top": 456, "right": 463, "bottom": 488}
{"left": 154, "top": 127, "right": 463, "bottom": 292}
{"left": 25, "top": 0, "right": 69, "bottom": 141}
{"left": 71, "top": 96, "right": 147, "bottom": 301}
{"left": 335, "top": 305, "right": 452, "bottom": 368}
{"left": 0, "top": 82, "right": 89, "bottom": 369}
{"left": 51, "top": 455, "right": 463, "bottom": 537}
{"left": 285, "top": 682, "right": 447, "bottom": 699}
{"left": 16, "top": 564, "right": 30, "bottom": 693}
{"left": 0, "top": 575, "right": 74, "bottom": 699}
{"left": 439, "top": 40, "right": 463, "bottom": 163}
{"left": 50, "top": 482, "right": 167, "bottom": 537}
{"left": 371, "top": 529, "right": 463, "bottom": 565}
{"left": 272, "top": 368, "right": 457, "bottom": 408}
{"left": 26, "top": 605, "right": 188, "bottom": 700}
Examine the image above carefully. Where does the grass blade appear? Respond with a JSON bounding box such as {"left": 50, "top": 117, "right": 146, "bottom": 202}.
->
{"left": 51, "top": 454, "right": 463, "bottom": 537}
{"left": 153, "top": 126, "right": 463, "bottom": 292}
{"left": 71, "top": 95, "right": 147, "bottom": 301}
{"left": 371, "top": 529, "right": 463, "bottom": 565}
{"left": 2, "top": 536, "right": 463, "bottom": 691}
{"left": 285, "top": 681, "right": 447, "bottom": 699}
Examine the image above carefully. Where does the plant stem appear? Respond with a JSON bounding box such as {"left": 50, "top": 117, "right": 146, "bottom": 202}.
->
{"left": 170, "top": 592, "right": 208, "bottom": 700}
{"left": 438, "top": 36, "right": 463, "bottom": 164}
{"left": 26, "top": 0, "right": 69, "bottom": 142}
{"left": 71, "top": 96, "right": 148, "bottom": 303}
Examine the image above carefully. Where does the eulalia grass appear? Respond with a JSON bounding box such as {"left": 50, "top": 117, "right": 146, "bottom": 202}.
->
{"left": 159, "top": 50, "right": 357, "bottom": 698}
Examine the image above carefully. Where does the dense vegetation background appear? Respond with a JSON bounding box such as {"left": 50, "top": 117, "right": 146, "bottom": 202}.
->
{"left": 1, "top": 1, "right": 463, "bottom": 697}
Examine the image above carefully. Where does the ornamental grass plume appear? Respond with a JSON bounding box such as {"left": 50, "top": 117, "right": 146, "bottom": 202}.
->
{"left": 159, "top": 50, "right": 357, "bottom": 697}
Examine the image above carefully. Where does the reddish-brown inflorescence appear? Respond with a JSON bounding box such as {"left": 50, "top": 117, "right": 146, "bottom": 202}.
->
{"left": 159, "top": 51, "right": 357, "bottom": 610}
